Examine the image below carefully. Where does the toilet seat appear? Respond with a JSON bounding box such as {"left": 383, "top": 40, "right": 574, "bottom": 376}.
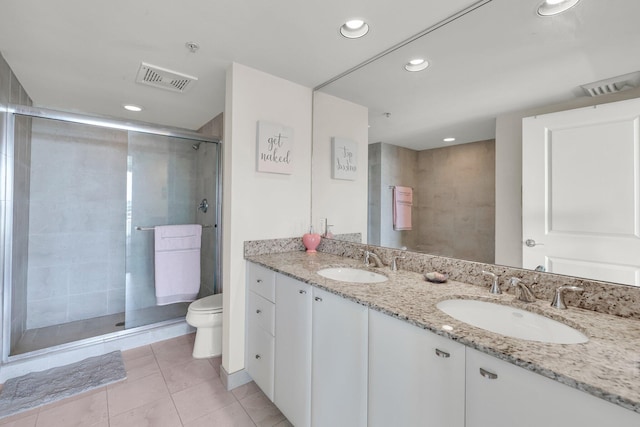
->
{"left": 188, "top": 294, "right": 223, "bottom": 313}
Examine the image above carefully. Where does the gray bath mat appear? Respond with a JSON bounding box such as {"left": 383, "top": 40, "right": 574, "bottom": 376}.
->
{"left": 0, "top": 350, "right": 126, "bottom": 419}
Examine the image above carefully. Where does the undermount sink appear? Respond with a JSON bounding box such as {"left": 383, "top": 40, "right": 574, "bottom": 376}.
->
{"left": 317, "top": 267, "right": 388, "bottom": 283}
{"left": 436, "top": 299, "right": 588, "bottom": 344}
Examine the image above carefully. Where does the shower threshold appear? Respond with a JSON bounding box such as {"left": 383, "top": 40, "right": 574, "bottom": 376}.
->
{"left": 11, "top": 313, "right": 126, "bottom": 356}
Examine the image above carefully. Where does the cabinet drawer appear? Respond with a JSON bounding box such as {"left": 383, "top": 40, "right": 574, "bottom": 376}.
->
{"left": 246, "top": 324, "right": 275, "bottom": 400}
{"left": 248, "top": 291, "right": 275, "bottom": 336}
{"left": 247, "top": 263, "right": 276, "bottom": 302}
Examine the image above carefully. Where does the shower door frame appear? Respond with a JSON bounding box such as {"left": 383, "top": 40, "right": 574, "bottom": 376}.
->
{"left": 1, "top": 104, "right": 222, "bottom": 363}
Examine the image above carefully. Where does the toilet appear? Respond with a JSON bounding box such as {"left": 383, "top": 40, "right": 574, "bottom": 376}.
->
{"left": 185, "top": 293, "right": 223, "bottom": 358}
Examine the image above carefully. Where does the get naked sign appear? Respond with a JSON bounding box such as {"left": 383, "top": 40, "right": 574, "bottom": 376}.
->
{"left": 256, "top": 121, "right": 293, "bottom": 174}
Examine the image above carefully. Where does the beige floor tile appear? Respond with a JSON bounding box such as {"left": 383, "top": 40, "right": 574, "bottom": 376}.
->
{"left": 0, "top": 412, "right": 38, "bottom": 427}
{"left": 172, "top": 377, "right": 237, "bottom": 424}
{"left": 272, "top": 419, "right": 294, "bottom": 427}
{"left": 109, "top": 397, "right": 182, "bottom": 427}
{"left": 161, "top": 357, "right": 218, "bottom": 393}
{"left": 123, "top": 353, "right": 161, "bottom": 382}
{"left": 239, "top": 390, "right": 286, "bottom": 427}
{"left": 232, "top": 381, "right": 261, "bottom": 400}
{"left": 107, "top": 372, "right": 170, "bottom": 417}
{"left": 209, "top": 355, "right": 222, "bottom": 374}
{"left": 35, "top": 390, "right": 108, "bottom": 427}
{"left": 152, "top": 335, "right": 196, "bottom": 370}
{"left": 121, "top": 344, "right": 154, "bottom": 362}
{"left": 184, "top": 401, "right": 255, "bottom": 427}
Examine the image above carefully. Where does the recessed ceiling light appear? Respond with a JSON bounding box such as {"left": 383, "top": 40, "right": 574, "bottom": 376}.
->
{"left": 123, "top": 104, "right": 143, "bottom": 112}
{"left": 443, "top": 137, "right": 456, "bottom": 142}
{"left": 537, "top": 0, "right": 581, "bottom": 16}
{"left": 340, "top": 19, "right": 369, "bottom": 39}
{"left": 404, "top": 58, "right": 429, "bottom": 72}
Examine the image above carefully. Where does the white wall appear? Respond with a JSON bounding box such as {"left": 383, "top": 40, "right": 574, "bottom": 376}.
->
{"left": 222, "top": 63, "right": 312, "bottom": 375}
{"left": 311, "top": 91, "right": 368, "bottom": 238}
{"left": 495, "top": 88, "right": 640, "bottom": 267}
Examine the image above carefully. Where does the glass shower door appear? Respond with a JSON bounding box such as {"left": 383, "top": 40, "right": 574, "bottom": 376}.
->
{"left": 125, "top": 132, "right": 216, "bottom": 328}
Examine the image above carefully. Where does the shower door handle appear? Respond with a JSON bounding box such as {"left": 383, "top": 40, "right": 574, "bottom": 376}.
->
{"left": 198, "top": 199, "right": 209, "bottom": 213}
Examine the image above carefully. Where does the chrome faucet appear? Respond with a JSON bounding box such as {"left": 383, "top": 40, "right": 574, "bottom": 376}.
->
{"left": 509, "top": 277, "right": 536, "bottom": 302}
{"left": 364, "top": 250, "right": 385, "bottom": 267}
{"left": 482, "top": 271, "right": 501, "bottom": 294}
{"left": 551, "top": 285, "right": 584, "bottom": 309}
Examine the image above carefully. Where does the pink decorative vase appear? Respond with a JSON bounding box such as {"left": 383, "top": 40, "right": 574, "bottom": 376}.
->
{"left": 302, "top": 233, "right": 321, "bottom": 253}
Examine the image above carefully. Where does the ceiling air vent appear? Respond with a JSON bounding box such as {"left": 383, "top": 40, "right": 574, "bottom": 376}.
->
{"left": 135, "top": 62, "right": 198, "bottom": 93}
{"left": 581, "top": 71, "right": 640, "bottom": 97}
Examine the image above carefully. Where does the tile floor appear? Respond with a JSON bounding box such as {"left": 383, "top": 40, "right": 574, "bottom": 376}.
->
{"left": 0, "top": 333, "right": 291, "bottom": 427}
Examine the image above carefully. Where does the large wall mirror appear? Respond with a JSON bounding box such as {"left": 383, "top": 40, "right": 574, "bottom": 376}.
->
{"left": 312, "top": 0, "right": 640, "bottom": 286}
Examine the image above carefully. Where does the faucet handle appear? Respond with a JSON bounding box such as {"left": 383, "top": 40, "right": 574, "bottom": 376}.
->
{"left": 482, "top": 271, "right": 501, "bottom": 294}
{"left": 551, "top": 285, "right": 584, "bottom": 309}
{"left": 392, "top": 255, "right": 406, "bottom": 271}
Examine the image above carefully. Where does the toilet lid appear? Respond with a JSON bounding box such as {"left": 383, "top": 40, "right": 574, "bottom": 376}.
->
{"left": 189, "top": 294, "right": 223, "bottom": 312}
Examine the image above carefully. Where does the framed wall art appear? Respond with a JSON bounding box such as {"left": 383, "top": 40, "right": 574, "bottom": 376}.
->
{"left": 256, "top": 121, "right": 293, "bottom": 174}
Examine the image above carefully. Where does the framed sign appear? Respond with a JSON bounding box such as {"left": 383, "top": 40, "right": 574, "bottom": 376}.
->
{"left": 256, "top": 121, "right": 293, "bottom": 174}
{"left": 331, "top": 137, "right": 358, "bottom": 180}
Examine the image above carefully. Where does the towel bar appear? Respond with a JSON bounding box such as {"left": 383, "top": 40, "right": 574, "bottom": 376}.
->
{"left": 135, "top": 225, "right": 214, "bottom": 231}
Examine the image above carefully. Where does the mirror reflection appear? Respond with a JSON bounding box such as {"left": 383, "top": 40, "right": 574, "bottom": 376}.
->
{"left": 314, "top": 0, "right": 640, "bottom": 285}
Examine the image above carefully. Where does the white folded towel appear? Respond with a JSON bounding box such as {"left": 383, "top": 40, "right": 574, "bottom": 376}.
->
{"left": 154, "top": 224, "right": 202, "bottom": 305}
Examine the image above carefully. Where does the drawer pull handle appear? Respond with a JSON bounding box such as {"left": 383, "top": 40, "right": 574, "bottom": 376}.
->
{"left": 255, "top": 354, "right": 261, "bottom": 360}
{"left": 479, "top": 368, "right": 498, "bottom": 380}
{"left": 315, "top": 297, "right": 323, "bottom": 302}
{"left": 299, "top": 290, "right": 307, "bottom": 294}
{"left": 435, "top": 348, "right": 450, "bottom": 358}
{"left": 256, "top": 279, "right": 263, "bottom": 284}
{"left": 256, "top": 309, "right": 262, "bottom": 314}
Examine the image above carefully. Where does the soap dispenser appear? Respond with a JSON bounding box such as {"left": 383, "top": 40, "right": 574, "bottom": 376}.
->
{"left": 302, "top": 226, "right": 321, "bottom": 253}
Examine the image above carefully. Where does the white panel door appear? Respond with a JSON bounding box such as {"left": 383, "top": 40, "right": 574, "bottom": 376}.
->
{"left": 522, "top": 98, "right": 640, "bottom": 285}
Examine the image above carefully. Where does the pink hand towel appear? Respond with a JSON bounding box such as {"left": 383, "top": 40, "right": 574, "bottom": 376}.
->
{"left": 154, "top": 224, "right": 202, "bottom": 305}
{"left": 393, "top": 186, "right": 413, "bottom": 231}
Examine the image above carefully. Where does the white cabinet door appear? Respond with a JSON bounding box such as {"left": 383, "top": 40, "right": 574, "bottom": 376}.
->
{"left": 466, "top": 347, "right": 640, "bottom": 427}
{"left": 311, "top": 287, "right": 367, "bottom": 427}
{"left": 274, "top": 274, "right": 312, "bottom": 427}
{"left": 368, "top": 309, "right": 465, "bottom": 427}
{"left": 246, "top": 262, "right": 276, "bottom": 400}
{"left": 245, "top": 320, "right": 275, "bottom": 400}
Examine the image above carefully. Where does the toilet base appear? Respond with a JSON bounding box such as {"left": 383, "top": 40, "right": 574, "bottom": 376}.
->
{"left": 192, "top": 325, "right": 222, "bottom": 359}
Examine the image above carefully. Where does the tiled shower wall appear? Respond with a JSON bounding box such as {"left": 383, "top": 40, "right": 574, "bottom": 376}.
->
{"left": 368, "top": 140, "right": 495, "bottom": 264}
{"left": 197, "top": 112, "right": 223, "bottom": 296}
{"left": 0, "top": 52, "right": 33, "bottom": 351}
{"left": 27, "top": 119, "right": 127, "bottom": 329}
{"left": 416, "top": 139, "right": 495, "bottom": 263}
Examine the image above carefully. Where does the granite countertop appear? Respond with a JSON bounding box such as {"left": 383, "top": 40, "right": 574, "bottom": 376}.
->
{"left": 246, "top": 251, "right": 640, "bottom": 414}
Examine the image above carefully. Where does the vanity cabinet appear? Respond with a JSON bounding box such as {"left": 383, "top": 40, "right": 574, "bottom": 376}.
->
{"left": 368, "top": 309, "right": 465, "bottom": 427}
{"left": 312, "top": 287, "right": 368, "bottom": 427}
{"left": 245, "top": 263, "right": 276, "bottom": 400}
{"left": 274, "top": 274, "right": 312, "bottom": 427}
{"left": 466, "top": 347, "right": 640, "bottom": 427}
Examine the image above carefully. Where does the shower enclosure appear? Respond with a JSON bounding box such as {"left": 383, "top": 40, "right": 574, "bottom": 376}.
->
{"left": 1, "top": 105, "right": 221, "bottom": 358}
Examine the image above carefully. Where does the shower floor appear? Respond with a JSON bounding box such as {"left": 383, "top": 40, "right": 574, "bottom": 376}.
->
{"left": 11, "top": 303, "right": 190, "bottom": 356}
{"left": 11, "top": 313, "right": 126, "bottom": 356}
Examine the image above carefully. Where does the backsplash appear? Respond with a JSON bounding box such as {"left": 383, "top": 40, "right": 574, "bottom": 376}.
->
{"left": 245, "top": 236, "right": 640, "bottom": 320}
